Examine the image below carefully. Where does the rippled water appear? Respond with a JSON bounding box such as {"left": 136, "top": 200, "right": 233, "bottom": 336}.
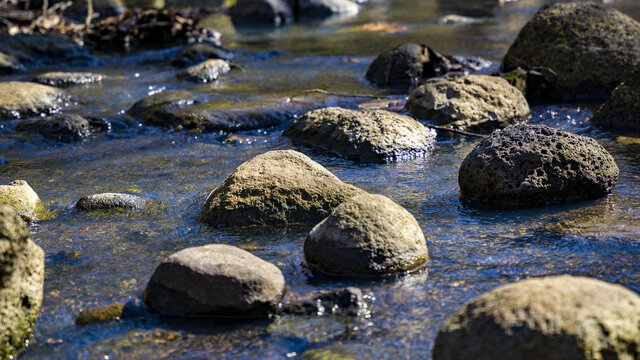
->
{"left": 2, "top": 0, "right": 640, "bottom": 358}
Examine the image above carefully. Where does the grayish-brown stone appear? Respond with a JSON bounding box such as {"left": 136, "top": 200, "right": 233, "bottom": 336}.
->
{"left": 0, "top": 82, "right": 66, "bottom": 119}
{"left": 32, "top": 72, "right": 105, "bottom": 88}
{"left": 0, "top": 181, "right": 41, "bottom": 222}
{"left": 178, "top": 59, "right": 231, "bottom": 83}
{"left": 76, "top": 193, "right": 149, "bottom": 211}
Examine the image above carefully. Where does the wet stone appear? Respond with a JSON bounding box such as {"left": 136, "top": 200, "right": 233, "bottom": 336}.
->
{"left": 0, "top": 180, "right": 42, "bottom": 222}
{"left": 289, "top": 0, "right": 359, "bottom": 17}
{"left": 433, "top": 276, "right": 640, "bottom": 360}
{"left": 32, "top": 72, "right": 105, "bottom": 88}
{"left": 284, "top": 287, "right": 367, "bottom": 316}
{"left": 177, "top": 59, "right": 231, "bottom": 83}
{"left": 229, "top": 0, "right": 294, "bottom": 26}
{"left": 15, "top": 114, "right": 107, "bottom": 142}
{"left": 284, "top": 107, "right": 435, "bottom": 163}
{"left": 0, "top": 82, "right": 67, "bottom": 119}
{"left": 304, "top": 193, "right": 428, "bottom": 277}
{"left": 144, "top": 244, "right": 285, "bottom": 318}
{"left": 458, "top": 124, "right": 619, "bottom": 207}
{"left": 200, "top": 150, "right": 363, "bottom": 227}
{"left": 75, "top": 193, "right": 150, "bottom": 211}
{"left": 171, "top": 42, "right": 233, "bottom": 68}
{"left": 501, "top": 2, "right": 640, "bottom": 100}
{"left": 406, "top": 75, "right": 530, "bottom": 134}
{"left": 75, "top": 304, "right": 125, "bottom": 325}
{"left": 0, "top": 33, "right": 92, "bottom": 74}
{"left": 591, "top": 74, "right": 640, "bottom": 132}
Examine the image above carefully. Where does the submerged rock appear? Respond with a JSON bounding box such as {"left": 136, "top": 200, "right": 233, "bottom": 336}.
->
{"left": 0, "top": 180, "right": 42, "bottom": 222}
{"left": 289, "top": 0, "right": 358, "bottom": 17}
{"left": 366, "top": 43, "right": 481, "bottom": 91}
{"left": 32, "top": 72, "right": 105, "bottom": 88}
{"left": 144, "top": 244, "right": 285, "bottom": 317}
{"left": 229, "top": 0, "right": 293, "bottom": 26}
{"left": 591, "top": 76, "right": 640, "bottom": 132}
{"left": 433, "top": 276, "right": 640, "bottom": 360}
{"left": 171, "top": 42, "right": 233, "bottom": 68}
{"left": 200, "top": 150, "right": 363, "bottom": 227}
{"left": 304, "top": 193, "right": 428, "bottom": 277}
{"left": 0, "top": 82, "right": 67, "bottom": 119}
{"left": 284, "top": 107, "right": 435, "bottom": 163}
{"left": 406, "top": 75, "right": 530, "bottom": 133}
{"left": 15, "top": 114, "right": 107, "bottom": 142}
{"left": 501, "top": 2, "right": 640, "bottom": 100}
{"left": 458, "top": 124, "right": 619, "bottom": 207}
{"left": 177, "top": 59, "right": 231, "bottom": 83}
{"left": 75, "top": 304, "right": 125, "bottom": 325}
{"left": 75, "top": 193, "right": 150, "bottom": 211}
{"left": 284, "top": 287, "right": 366, "bottom": 316}
{"left": 0, "top": 33, "right": 91, "bottom": 74}
{"left": 0, "top": 205, "right": 45, "bottom": 359}
{"left": 127, "top": 90, "right": 291, "bottom": 132}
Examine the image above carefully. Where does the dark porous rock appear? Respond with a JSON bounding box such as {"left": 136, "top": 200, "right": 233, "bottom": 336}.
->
{"left": 128, "top": 91, "right": 293, "bottom": 132}
{"left": 75, "top": 304, "right": 125, "bottom": 325}
{"left": 406, "top": 75, "right": 530, "bottom": 133}
{"left": 500, "top": 66, "right": 563, "bottom": 104}
{"left": 289, "top": 0, "right": 358, "bottom": 17}
{"left": 171, "top": 42, "right": 233, "bottom": 68}
{"left": 0, "top": 82, "right": 67, "bottom": 119}
{"left": 144, "top": 244, "right": 285, "bottom": 317}
{"left": 283, "top": 107, "right": 435, "bottom": 163}
{"left": 177, "top": 59, "right": 231, "bottom": 83}
{"left": 433, "top": 276, "right": 640, "bottom": 360}
{"left": 0, "top": 205, "right": 45, "bottom": 359}
{"left": 304, "top": 193, "right": 428, "bottom": 277}
{"left": 76, "top": 193, "right": 150, "bottom": 211}
{"left": 366, "top": 43, "right": 480, "bottom": 91}
{"left": 0, "top": 33, "right": 92, "bottom": 74}
{"left": 15, "top": 114, "right": 107, "bottom": 142}
{"left": 32, "top": 72, "right": 105, "bottom": 88}
{"left": 591, "top": 75, "right": 640, "bottom": 132}
{"left": 230, "top": 0, "right": 293, "bottom": 26}
{"left": 459, "top": 124, "right": 619, "bottom": 207}
{"left": 501, "top": 2, "right": 640, "bottom": 101}
{"left": 284, "top": 287, "right": 367, "bottom": 316}
{"left": 0, "top": 180, "right": 42, "bottom": 222}
{"left": 200, "top": 150, "right": 363, "bottom": 227}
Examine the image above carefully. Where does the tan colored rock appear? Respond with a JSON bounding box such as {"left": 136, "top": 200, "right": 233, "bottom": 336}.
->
{"left": 407, "top": 75, "right": 529, "bottom": 133}
{"left": 304, "top": 193, "right": 428, "bottom": 276}
{"left": 0, "top": 205, "right": 45, "bottom": 358}
{"left": 283, "top": 107, "right": 435, "bottom": 163}
{"left": 0, "top": 180, "right": 41, "bottom": 222}
{"left": 0, "top": 82, "right": 66, "bottom": 119}
{"left": 178, "top": 59, "right": 231, "bottom": 83}
{"left": 434, "top": 276, "right": 640, "bottom": 360}
{"left": 200, "top": 150, "right": 363, "bottom": 227}
{"left": 144, "top": 244, "right": 285, "bottom": 317}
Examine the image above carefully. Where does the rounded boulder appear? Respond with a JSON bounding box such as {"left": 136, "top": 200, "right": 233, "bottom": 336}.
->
{"left": 0, "top": 180, "right": 41, "bottom": 222}
{"left": 200, "top": 150, "right": 363, "bottom": 227}
{"left": 0, "top": 82, "right": 66, "bottom": 119}
{"left": 283, "top": 107, "right": 435, "bottom": 163}
{"left": 76, "top": 193, "right": 150, "bottom": 211}
{"left": 144, "top": 244, "right": 285, "bottom": 317}
{"left": 458, "top": 124, "right": 619, "bottom": 207}
{"left": 433, "top": 275, "right": 640, "bottom": 360}
{"left": 304, "top": 193, "right": 428, "bottom": 277}
{"left": 501, "top": 2, "right": 640, "bottom": 100}
{"left": 591, "top": 74, "right": 640, "bottom": 132}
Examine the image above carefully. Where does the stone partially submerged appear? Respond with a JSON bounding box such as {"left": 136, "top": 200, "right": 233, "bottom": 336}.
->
{"left": 0, "top": 180, "right": 42, "bottom": 222}
{"left": 15, "top": 114, "right": 109, "bottom": 142}
{"left": 406, "top": 75, "right": 530, "bottom": 133}
{"left": 144, "top": 244, "right": 285, "bottom": 317}
{"left": 32, "top": 72, "right": 105, "bottom": 88}
{"left": 458, "top": 124, "right": 619, "bottom": 207}
{"left": 283, "top": 107, "right": 435, "bottom": 163}
{"left": 501, "top": 2, "right": 640, "bottom": 100}
{"left": 433, "top": 276, "right": 640, "bottom": 360}
{"left": 591, "top": 75, "right": 640, "bottom": 132}
{"left": 0, "top": 205, "right": 45, "bottom": 359}
{"left": 200, "top": 150, "right": 363, "bottom": 227}
{"left": 76, "top": 193, "right": 150, "bottom": 211}
{"left": 177, "top": 59, "right": 231, "bottom": 83}
{"left": 304, "top": 193, "right": 428, "bottom": 277}
{"left": 0, "top": 82, "right": 67, "bottom": 119}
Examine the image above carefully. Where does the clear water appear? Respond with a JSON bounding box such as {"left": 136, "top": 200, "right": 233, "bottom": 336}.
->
{"left": 1, "top": 0, "right": 639, "bottom": 358}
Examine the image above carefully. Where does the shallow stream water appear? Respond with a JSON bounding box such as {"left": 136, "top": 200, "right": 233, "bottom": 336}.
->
{"left": 2, "top": 0, "right": 640, "bottom": 358}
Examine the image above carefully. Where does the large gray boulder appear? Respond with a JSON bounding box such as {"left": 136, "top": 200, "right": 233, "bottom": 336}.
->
{"left": 0, "top": 181, "right": 42, "bottom": 222}
{"left": 0, "top": 82, "right": 67, "bottom": 119}
{"left": 15, "top": 114, "right": 108, "bottom": 142}
{"left": 433, "top": 276, "right": 640, "bottom": 360}
{"left": 76, "top": 193, "right": 150, "bottom": 211}
{"left": 229, "top": 0, "right": 293, "bottom": 26}
{"left": 458, "top": 124, "right": 619, "bottom": 207}
{"left": 501, "top": 2, "right": 640, "bottom": 101}
{"left": 591, "top": 74, "right": 640, "bottom": 132}
{"left": 304, "top": 193, "right": 428, "bottom": 277}
{"left": 283, "top": 107, "right": 435, "bottom": 163}
{"left": 407, "top": 75, "right": 530, "bottom": 133}
{"left": 0, "top": 205, "right": 45, "bottom": 359}
{"left": 144, "top": 244, "right": 285, "bottom": 317}
{"left": 200, "top": 150, "right": 363, "bottom": 227}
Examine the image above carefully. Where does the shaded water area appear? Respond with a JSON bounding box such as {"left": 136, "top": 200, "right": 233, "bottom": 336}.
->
{"left": 2, "top": 0, "right": 640, "bottom": 358}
